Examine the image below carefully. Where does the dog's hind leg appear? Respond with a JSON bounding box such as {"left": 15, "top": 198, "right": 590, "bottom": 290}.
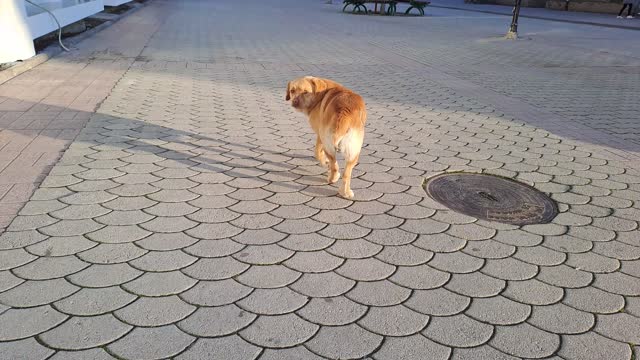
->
{"left": 325, "top": 151, "right": 340, "bottom": 184}
{"left": 315, "top": 136, "right": 328, "bottom": 167}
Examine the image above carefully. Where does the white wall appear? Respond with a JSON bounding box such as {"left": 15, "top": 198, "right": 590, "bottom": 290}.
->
{"left": 0, "top": 0, "right": 105, "bottom": 63}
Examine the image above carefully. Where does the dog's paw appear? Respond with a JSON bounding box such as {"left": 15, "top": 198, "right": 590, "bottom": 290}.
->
{"left": 339, "top": 187, "right": 354, "bottom": 199}
{"left": 328, "top": 172, "right": 340, "bottom": 184}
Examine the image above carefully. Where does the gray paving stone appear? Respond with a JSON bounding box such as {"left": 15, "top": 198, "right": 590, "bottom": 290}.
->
{"left": 482, "top": 257, "right": 539, "bottom": 281}
{"left": 136, "top": 232, "right": 199, "bottom": 251}
{"left": 563, "top": 287, "right": 624, "bottom": 314}
{"left": 0, "top": 270, "right": 23, "bottom": 292}
{"left": 359, "top": 305, "right": 429, "bottom": 336}
{"left": 297, "top": 296, "right": 367, "bottom": 326}
{"left": 13, "top": 256, "right": 89, "bottom": 280}
{"left": 39, "top": 219, "right": 104, "bottom": 237}
{"left": 337, "top": 258, "right": 396, "bottom": 281}
{"left": 240, "top": 313, "right": 318, "bottom": 348}
{"left": 450, "top": 344, "right": 519, "bottom": 360}
{"left": 429, "top": 251, "right": 484, "bottom": 273}
{"left": 0, "top": 338, "right": 54, "bottom": 360}
{"left": 401, "top": 218, "right": 450, "bottom": 235}
{"left": 260, "top": 346, "right": 323, "bottom": 360}
{"left": 566, "top": 251, "right": 620, "bottom": 273}
{"left": 422, "top": 315, "right": 493, "bottom": 347}
{"left": 129, "top": 250, "right": 197, "bottom": 271}
{"left": 78, "top": 243, "right": 147, "bottom": 264}
{"left": 183, "top": 257, "right": 250, "bottom": 280}
{"left": 183, "top": 238, "right": 244, "bottom": 258}
{"left": 176, "top": 336, "right": 261, "bottom": 360}
{"left": 320, "top": 223, "right": 371, "bottom": 240}
{"left": 186, "top": 222, "right": 243, "bottom": 239}
{"left": 373, "top": 334, "right": 451, "bottom": 360}
{"left": 180, "top": 279, "right": 252, "bottom": 307}
{"left": 186, "top": 208, "right": 241, "bottom": 223}
{"left": 107, "top": 325, "right": 194, "bottom": 360}
{"left": 347, "top": 201, "right": 393, "bottom": 215}
{"left": 465, "top": 295, "right": 531, "bottom": 325}
{"left": 306, "top": 324, "right": 382, "bottom": 359}
{"left": 0, "top": 249, "right": 36, "bottom": 270}
{"left": 236, "top": 264, "right": 301, "bottom": 288}
{"left": 365, "top": 228, "right": 417, "bottom": 246}
{"left": 87, "top": 225, "right": 151, "bottom": 243}
{"left": 0, "top": 278, "right": 78, "bottom": 308}
{"left": 513, "top": 245, "right": 566, "bottom": 266}
{"left": 493, "top": 230, "right": 543, "bottom": 247}
{"left": 95, "top": 210, "right": 154, "bottom": 226}
{"left": 375, "top": 244, "right": 433, "bottom": 266}
{"left": 67, "top": 263, "right": 142, "bottom": 288}
{"left": 39, "top": 314, "right": 131, "bottom": 350}
{"left": 503, "top": 278, "right": 564, "bottom": 306}
{"left": 103, "top": 196, "right": 157, "bottom": 211}
{"left": 595, "top": 313, "right": 640, "bottom": 344}
{"left": 233, "top": 244, "right": 292, "bottom": 264}
{"left": 69, "top": 179, "right": 121, "bottom": 192}
{"left": 8, "top": 215, "right": 58, "bottom": 232}
{"left": 559, "top": 332, "right": 632, "bottom": 360}
{"left": 593, "top": 240, "right": 640, "bottom": 261}
{"left": 327, "top": 239, "right": 383, "bottom": 259}
{"left": 0, "top": 306, "right": 67, "bottom": 341}
{"left": 405, "top": 287, "right": 470, "bottom": 316}
{"left": 446, "top": 272, "right": 506, "bottom": 298}
{"left": 54, "top": 286, "right": 137, "bottom": 315}
{"left": 463, "top": 239, "right": 516, "bottom": 259}
{"left": 144, "top": 202, "right": 199, "bottom": 217}
{"left": 312, "top": 209, "right": 362, "bottom": 225}
{"left": 529, "top": 303, "right": 595, "bottom": 334}
{"left": 270, "top": 204, "right": 319, "bottom": 220}
{"left": 284, "top": 251, "right": 343, "bottom": 273}
{"left": 140, "top": 216, "right": 198, "bottom": 233}
{"left": 227, "top": 199, "right": 276, "bottom": 213}
{"left": 231, "top": 213, "right": 283, "bottom": 230}
{"left": 231, "top": 229, "right": 285, "bottom": 246}
{"left": 537, "top": 264, "right": 593, "bottom": 288}
{"left": 413, "top": 233, "right": 467, "bottom": 253}
{"left": 390, "top": 264, "right": 449, "bottom": 290}
{"left": 291, "top": 272, "right": 356, "bottom": 298}
{"left": 593, "top": 271, "right": 640, "bottom": 296}
{"left": 60, "top": 191, "right": 117, "bottom": 205}
{"left": 19, "top": 200, "right": 67, "bottom": 216}
{"left": 26, "top": 236, "right": 96, "bottom": 257}
{"left": 115, "top": 295, "right": 196, "bottom": 326}
{"left": 542, "top": 234, "right": 593, "bottom": 253}
{"left": 48, "top": 348, "right": 114, "bottom": 360}
{"left": 237, "top": 287, "right": 307, "bottom": 315}
{"left": 491, "top": 323, "right": 560, "bottom": 359}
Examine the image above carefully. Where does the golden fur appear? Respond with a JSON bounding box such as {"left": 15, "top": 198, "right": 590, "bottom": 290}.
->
{"left": 286, "top": 76, "right": 366, "bottom": 199}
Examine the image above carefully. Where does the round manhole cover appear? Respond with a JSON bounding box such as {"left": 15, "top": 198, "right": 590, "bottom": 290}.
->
{"left": 424, "top": 173, "right": 558, "bottom": 225}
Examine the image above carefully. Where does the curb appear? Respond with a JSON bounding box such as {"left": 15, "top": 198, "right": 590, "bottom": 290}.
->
{"left": 430, "top": 4, "right": 640, "bottom": 31}
{"left": 0, "top": 2, "right": 146, "bottom": 86}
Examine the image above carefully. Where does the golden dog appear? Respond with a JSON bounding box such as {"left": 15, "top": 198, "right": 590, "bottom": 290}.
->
{"left": 286, "top": 76, "right": 366, "bottom": 199}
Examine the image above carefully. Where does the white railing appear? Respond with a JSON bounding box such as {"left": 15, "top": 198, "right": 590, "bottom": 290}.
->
{"left": 0, "top": 0, "right": 106, "bottom": 63}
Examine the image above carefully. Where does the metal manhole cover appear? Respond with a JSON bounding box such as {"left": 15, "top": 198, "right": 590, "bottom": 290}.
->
{"left": 424, "top": 173, "right": 558, "bottom": 225}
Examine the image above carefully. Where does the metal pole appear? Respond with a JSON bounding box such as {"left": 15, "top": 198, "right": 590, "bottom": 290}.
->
{"left": 506, "top": 0, "right": 522, "bottom": 39}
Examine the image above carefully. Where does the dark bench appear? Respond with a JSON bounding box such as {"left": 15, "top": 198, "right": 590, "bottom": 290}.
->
{"left": 342, "top": 0, "right": 430, "bottom": 15}
{"left": 401, "top": 0, "right": 430, "bottom": 15}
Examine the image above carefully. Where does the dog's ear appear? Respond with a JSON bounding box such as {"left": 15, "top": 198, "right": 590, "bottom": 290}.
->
{"left": 285, "top": 82, "right": 291, "bottom": 101}
{"left": 308, "top": 77, "right": 320, "bottom": 93}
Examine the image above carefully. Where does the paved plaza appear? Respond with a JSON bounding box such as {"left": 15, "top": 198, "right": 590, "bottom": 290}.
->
{"left": 1, "top": 0, "right": 640, "bottom": 359}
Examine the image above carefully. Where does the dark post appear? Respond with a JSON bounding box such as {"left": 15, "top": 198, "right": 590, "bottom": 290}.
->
{"left": 506, "top": 0, "right": 522, "bottom": 39}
